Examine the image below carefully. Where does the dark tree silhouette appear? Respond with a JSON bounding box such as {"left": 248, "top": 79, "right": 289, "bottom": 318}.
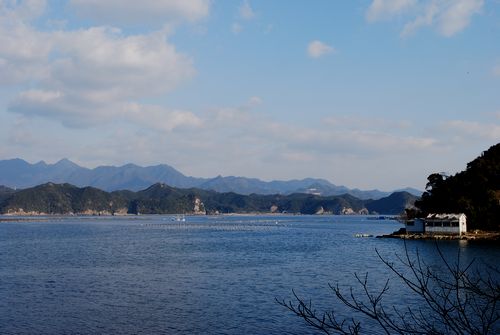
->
{"left": 278, "top": 243, "right": 500, "bottom": 334}
{"left": 415, "top": 143, "right": 500, "bottom": 231}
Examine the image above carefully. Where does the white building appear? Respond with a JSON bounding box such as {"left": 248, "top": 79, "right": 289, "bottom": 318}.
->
{"left": 424, "top": 213, "right": 467, "bottom": 235}
{"left": 405, "top": 218, "right": 425, "bottom": 233}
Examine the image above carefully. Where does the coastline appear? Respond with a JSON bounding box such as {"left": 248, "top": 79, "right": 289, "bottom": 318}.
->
{"left": 378, "top": 231, "right": 500, "bottom": 242}
{"left": 0, "top": 213, "right": 399, "bottom": 224}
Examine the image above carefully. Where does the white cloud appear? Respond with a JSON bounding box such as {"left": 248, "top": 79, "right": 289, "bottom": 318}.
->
{"left": 239, "top": 0, "right": 255, "bottom": 20}
{"left": 123, "top": 103, "right": 203, "bottom": 132}
{"left": 18, "top": 89, "right": 62, "bottom": 103}
{"left": 0, "top": 2, "right": 52, "bottom": 84}
{"left": 10, "top": 91, "right": 202, "bottom": 132}
{"left": 197, "top": 103, "right": 439, "bottom": 165}
{"left": 366, "top": 0, "right": 416, "bottom": 22}
{"left": 401, "top": 1, "right": 439, "bottom": 37}
{"left": 49, "top": 27, "right": 194, "bottom": 99}
{"left": 0, "top": 95, "right": 449, "bottom": 189}
{"left": 69, "top": 0, "right": 210, "bottom": 25}
{"left": 437, "top": 0, "right": 483, "bottom": 37}
{"left": 232, "top": 1, "right": 255, "bottom": 35}
{"left": 8, "top": 27, "right": 195, "bottom": 126}
{"left": 307, "top": 40, "right": 335, "bottom": 59}
{"left": 367, "top": 0, "right": 484, "bottom": 37}
{"left": 0, "top": 0, "right": 47, "bottom": 20}
{"left": 2, "top": 2, "right": 197, "bottom": 132}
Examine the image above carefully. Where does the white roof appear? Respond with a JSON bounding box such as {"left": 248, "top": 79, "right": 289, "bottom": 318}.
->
{"left": 426, "top": 213, "right": 466, "bottom": 220}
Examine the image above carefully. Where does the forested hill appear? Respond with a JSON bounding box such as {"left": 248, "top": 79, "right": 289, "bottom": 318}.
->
{"left": 0, "top": 186, "right": 15, "bottom": 203}
{"left": 0, "top": 182, "right": 418, "bottom": 216}
{"left": 415, "top": 143, "right": 500, "bottom": 231}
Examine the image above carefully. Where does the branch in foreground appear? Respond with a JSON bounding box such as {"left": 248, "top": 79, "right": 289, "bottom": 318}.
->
{"left": 278, "top": 242, "right": 500, "bottom": 335}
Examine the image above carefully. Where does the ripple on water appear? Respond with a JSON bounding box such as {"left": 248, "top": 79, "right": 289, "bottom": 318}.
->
{"left": 1, "top": 215, "right": 498, "bottom": 334}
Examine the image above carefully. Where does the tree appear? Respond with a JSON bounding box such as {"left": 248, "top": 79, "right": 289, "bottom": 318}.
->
{"left": 277, "top": 242, "right": 500, "bottom": 334}
{"left": 414, "top": 143, "right": 500, "bottom": 231}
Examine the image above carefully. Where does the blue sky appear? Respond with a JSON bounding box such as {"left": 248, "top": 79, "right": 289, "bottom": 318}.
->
{"left": 0, "top": 0, "right": 498, "bottom": 191}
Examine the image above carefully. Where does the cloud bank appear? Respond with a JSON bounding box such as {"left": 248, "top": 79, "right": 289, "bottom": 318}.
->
{"left": 1, "top": 0, "right": 201, "bottom": 131}
{"left": 0, "top": 1, "right": 495, "bottom": 190}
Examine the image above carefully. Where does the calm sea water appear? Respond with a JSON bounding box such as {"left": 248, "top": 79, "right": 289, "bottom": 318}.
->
{"left": 1, "top": 215, "right": 498, "bottom": 334}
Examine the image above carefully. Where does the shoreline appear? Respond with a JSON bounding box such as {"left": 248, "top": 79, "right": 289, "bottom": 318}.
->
{"left": 378, "top": 231, "right": 500, "bottom": 242}
{"left": 0, "top": 212, "right": 396, "bottom": 220}
{"left": 2, "top": 215, "right": 499, "bottom": 242}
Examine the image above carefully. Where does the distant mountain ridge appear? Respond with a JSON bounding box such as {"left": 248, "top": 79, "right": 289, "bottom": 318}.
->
{"left": 0, "top": 158, "right": 422, "bottom": 199}
{"left": 0, "top": 182, "right": 419, "bottom": 216}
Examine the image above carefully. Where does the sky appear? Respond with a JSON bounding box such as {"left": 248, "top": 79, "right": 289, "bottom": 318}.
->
{"left": 0, "top": 0, "right": 499, "bottom": 191}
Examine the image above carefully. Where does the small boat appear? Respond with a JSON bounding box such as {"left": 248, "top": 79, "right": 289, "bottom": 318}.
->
{"left": 172, "top": 215, "right": 186, "bottom": 222}
{"left": 354, "top": 233, "right": 373, "bottom": 238}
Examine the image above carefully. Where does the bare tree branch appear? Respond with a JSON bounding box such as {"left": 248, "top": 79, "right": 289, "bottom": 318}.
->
{"left": 278, "top": 241, "right": 500, "bottom": 334}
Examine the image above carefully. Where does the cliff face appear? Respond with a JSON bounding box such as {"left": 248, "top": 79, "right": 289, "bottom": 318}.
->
{"left": 0, "top": 182, "right": 419, "bottom": 216}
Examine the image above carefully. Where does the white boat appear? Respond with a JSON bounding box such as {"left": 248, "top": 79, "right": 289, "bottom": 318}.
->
{"left": 354, "top": 233, "right": 373, "bottom": 238}
{"left": 172, "top": 215, "right": 186, "bottom": 222}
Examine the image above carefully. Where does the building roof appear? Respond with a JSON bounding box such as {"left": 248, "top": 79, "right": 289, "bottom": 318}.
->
{"left": 426, "top": 213, "right": 466, "bottom": 220}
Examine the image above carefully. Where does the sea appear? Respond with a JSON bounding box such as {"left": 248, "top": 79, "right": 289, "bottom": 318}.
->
{"left": 1, "top": 215, "right": 498, "bottom": 334}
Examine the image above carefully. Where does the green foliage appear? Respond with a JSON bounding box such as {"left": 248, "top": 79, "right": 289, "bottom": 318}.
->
{"left": 416, "top": 143, "right": 500, "bottom": 231}
{"left": 0, "top": 182, "right": 418, "bottom": 215}
{"left": 1, "top": 183, "right": 128, "bottom": 214}
{"left": 128, "top": 183, "right": 195, "bottom": 214}
{"left": 366, "top": 192, "right": 417, "bottom": 215}
{"left": 0, "top": 185, "right": 15, "bottom": 204}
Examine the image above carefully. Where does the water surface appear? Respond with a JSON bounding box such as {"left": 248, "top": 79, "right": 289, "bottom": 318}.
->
{"left": 1, "top": 215, "right": 497, "bottom": 334}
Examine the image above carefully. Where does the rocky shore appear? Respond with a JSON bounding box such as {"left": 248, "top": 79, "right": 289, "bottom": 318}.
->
{"left": 378, "top": 229, "right": 500, "bottom": 242}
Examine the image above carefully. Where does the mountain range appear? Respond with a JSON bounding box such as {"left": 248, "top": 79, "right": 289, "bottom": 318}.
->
{"left": 0, "top": 182, "right": 418, "bottom": 216}
{"left": 0, "top": 158, "right": 422, "bottom": 199}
